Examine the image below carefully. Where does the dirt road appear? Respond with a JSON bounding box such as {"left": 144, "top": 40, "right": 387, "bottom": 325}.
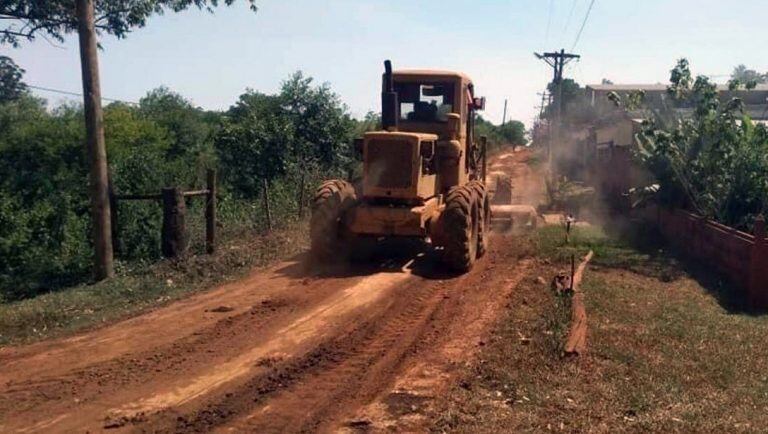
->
{"left": 0, "top": 150, "right": 544, "bottom": 433}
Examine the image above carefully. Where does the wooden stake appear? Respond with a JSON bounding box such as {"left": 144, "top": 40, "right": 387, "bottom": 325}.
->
{"left": 297, "top": 171, "right": 306, "bottom": 219}
{"left": 263, "top": 179, "right": 272, "bottom": 232}
{"left": 108, "top": 173, "right": 119, "bottom": 256}
{"left": 76, "top": 0, "right": 114, "bottom": 279}
{"left": 205, "top": 169, "right": 217, "bottom": 254}
{"left": 564, "top": 250, "right": 594, "bottom": 356}
{"left": 570, "top": 254, "right": 575, "bottom": 292}
{"left": 161, "top": 187, "right": 187, "bottom": 258}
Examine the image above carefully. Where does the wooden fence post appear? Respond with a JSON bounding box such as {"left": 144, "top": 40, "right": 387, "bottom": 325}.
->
{"left": 297, "top": 171, "right": 306, "bottom": 219}
{"left": 206, "top": 170, "right": 217, "bottom": 254}
{"left": 749, "top": 215, "right": 766, "bottom": 309}
{"left": 161, "top": 187, "right": 187, "bottom": 258}
{"left": 108, "top": 173, "right": 119, "bottom": 257}
{"left": 263, "top": 179, "right": 272, "bottom": 232}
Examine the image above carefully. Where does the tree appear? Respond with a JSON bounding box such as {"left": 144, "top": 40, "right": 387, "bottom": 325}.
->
{"left": 1, "top": 1, "right": 257, "bottom": 46}
{"left": 279, "top": 72, "right": 355, "bottom": 216}
{"left": 474, "top": 116, "right": 528, "bottom": 151}
{"left": 215, "top": 91, "right": 291, "bottom": 199}
{"left": 1, "top": 0, "right": 257, "bottom": 281}
{"left": 0, "top": 55, "right": 27, "bottom": 102}
{"left": 731, "top": 64, "right": 767, "bottom": 87}
{"left": 546, "top": 78, "right": 582, "bottom": 118}
{"left": 633, "top": 59, "right": 768, "bottom": 230}
{"left": 139, "top": 87, "right": 216, "bottom": 184}
{"left": 498, "top": 120, "right": 527, "bottom": 146}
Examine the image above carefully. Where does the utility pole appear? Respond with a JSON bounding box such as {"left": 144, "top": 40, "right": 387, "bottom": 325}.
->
{"left": 76, "top": 0, "right": 114, "bottom": 280}
{"left": 502, "top": 99, "right": 508, "bottom": 125}
{"left": 536, "top": 91, "right": 550, "bottom": 120}
{"left": 534, "top": 49, "right": 580, "bottom": 178}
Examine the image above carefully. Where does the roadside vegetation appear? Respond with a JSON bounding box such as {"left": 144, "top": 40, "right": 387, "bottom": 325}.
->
{"left": 617, "top": 59, "right": 768, "bottom": 231}
{"left": 0, "top": 61, "right": 525, "bottom": 343}
{"left": 0, "top": 71, "right": 354, "bottom": 304}
{"left": 435, "top": 223, "right": 768, "bottom": 433}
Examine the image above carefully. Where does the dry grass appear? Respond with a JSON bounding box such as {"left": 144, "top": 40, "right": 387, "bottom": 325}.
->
{"left": 434, "top": 224, "right": 768, "bottom": 433}
{"left": 0, "top": 222, "right": 308, "bottom": 346}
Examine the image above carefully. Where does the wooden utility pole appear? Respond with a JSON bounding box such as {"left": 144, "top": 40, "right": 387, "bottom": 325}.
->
{"left": 76, "top": 0, "right": 114, "bottom": 280}
{"left": 502, "top": 99, "right": 508, "bottom": 125}
{"left": 534, "top": 49, "right": 580, "bottom": 178}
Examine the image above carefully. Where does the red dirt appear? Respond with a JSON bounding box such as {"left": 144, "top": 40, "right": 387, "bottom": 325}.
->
{"left": 0, "top": 149, "right": 545, "bottom": 433}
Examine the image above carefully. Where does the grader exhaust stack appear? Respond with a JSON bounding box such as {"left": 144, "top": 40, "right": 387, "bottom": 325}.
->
{"left": 381, "top": 60, "right": 399, "bottom": 131}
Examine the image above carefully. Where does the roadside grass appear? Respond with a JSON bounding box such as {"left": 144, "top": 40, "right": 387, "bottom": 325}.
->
{"left": 535, "top": 223, "right": 683, "bottom": 281}
{"left": 434, "top": 224, "right": 768, "bottom": 433}
{"left": 0, "top": 222, "right": 308, "bottom": 346}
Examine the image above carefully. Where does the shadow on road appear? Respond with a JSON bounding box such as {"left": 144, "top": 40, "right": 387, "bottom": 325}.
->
{"left": 272, "top": 238, "right": 462, "bottom": 282}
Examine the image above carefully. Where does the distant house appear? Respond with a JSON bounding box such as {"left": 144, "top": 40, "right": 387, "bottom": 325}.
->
{"left": 576, "top": 83, "right": 768, "bottom": 210}
{"left": 585, "top": 83, "right": 768, "bottom": 119}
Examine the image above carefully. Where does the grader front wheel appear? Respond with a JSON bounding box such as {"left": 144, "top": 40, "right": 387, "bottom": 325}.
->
{"left": 310, "top": 180, "right": 357, "bottom": 260}
{"left": 441, "top": 185, "right": 479, "bottom": 272}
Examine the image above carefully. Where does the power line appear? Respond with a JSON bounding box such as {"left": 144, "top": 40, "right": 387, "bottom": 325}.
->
{"left": 571, "top": 0, "right": 596, "bottom": 51}
{"left": 543, "top": 0, "right": 554, "bottom": 49}
{"left": 562, "top": 0, "right": 579, "bottom": 38}
{"left": 27, "top": 84, "right": 139, "bottom": 105}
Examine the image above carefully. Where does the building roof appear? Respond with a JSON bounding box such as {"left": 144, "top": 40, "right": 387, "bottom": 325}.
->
{"left": 587, "top": 83, "right": 768, "bottom": 92}
{"left": 587, "top": 84, "right": 667, "bottom": 92}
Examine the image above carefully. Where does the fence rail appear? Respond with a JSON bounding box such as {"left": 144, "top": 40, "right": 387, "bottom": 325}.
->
{"left": 109, "top": 169, "right": 217, "bottom": 258}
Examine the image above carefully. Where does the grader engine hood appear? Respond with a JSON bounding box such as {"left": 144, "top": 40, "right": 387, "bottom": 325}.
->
{"left": 362, "top": 131, "right": 439, "bottom": 201}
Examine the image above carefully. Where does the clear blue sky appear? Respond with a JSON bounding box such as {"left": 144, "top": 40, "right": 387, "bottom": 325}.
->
{"left": 5, "top": 0, "right": 768, "bottom": 126}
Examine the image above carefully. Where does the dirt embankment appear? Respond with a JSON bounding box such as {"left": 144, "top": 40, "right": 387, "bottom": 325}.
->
{"left": 0, "top": 149, "right": 545, "bottom": 433}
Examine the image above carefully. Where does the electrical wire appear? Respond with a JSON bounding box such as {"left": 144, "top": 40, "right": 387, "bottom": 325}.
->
{"left": 543, "top": 0, "right": 554, "bottom": 49}
{"left": 27, "top": 84, "right": 139, "bottom": 105}
{"left": 571, "top": 0, "right": 596, "bottom": 51}
{"left": 561, "top": 0, "right": 579, "bottom": 44}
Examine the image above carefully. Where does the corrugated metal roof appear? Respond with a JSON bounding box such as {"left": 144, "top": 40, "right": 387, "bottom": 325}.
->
{"left": 587, "top": 84, "right": 667, "bottom": 91}
{"left": 587, "top": 83, "right": 768, "bottom": 92}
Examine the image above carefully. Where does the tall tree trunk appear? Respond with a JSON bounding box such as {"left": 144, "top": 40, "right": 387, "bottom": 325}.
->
{"left": 76, "top": 0, "right": 114, "bottom": 280}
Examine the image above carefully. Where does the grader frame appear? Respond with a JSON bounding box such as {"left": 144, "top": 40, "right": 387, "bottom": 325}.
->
{"left": 310, "top": 60, "right": 490, "bottom": 272}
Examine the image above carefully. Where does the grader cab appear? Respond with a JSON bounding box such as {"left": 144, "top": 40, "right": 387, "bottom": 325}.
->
{"left": 310, "top": 60, "right": 490, "bottom": 272}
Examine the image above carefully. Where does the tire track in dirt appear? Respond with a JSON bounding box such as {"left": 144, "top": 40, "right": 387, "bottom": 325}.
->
{"left": 0, "top": 259, "right": 418, "bottom": 432}
{"left": 0, "top": 148, "right": 542, "bottom": 434}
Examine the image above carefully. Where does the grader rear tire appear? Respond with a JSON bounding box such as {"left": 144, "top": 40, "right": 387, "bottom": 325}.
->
{"left": 468, "top": 180, "right": 490, "bottom": 258}
{"left": 441, "top": 185, "right": 479, "bottom": 272}
{"left": 310, "top": 180, "right": 357, "bottom": 260}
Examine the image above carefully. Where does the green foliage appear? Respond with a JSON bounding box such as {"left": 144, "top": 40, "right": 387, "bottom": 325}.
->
{"left": 215, "top": 72, "right": 355, "bottom": 220}
{"left": 0, "top": 71, "right": 358, "bottom": 302}
{"left": 0, "top": 89, "right": 219, "bottom": 301}
{"left": 731, "top": 64, "right": 767, "bottom": 87}
{"left": 353, "top": 111, "right": 381, "bottom": 136}
{"left": 545, "top": 78, "right": 582, "bottom": 117}
{"left": 0, "top": 56, "right": 27, "bottom": 102}
{"left": 0, "top": 1, "right": 257, "bottom": 46}
{"left": 215, "top": 91, "right": 290, "bottom": 196}
{"left": 633, "top": 59, "right": 768, "bottom": 230}
{"left": 475, "top": 116, "right": 527, "bottom": 150}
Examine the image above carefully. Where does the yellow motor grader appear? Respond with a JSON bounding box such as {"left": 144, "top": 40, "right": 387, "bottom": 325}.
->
{"left": 310, "top": 60, "right": 489, "bottom": 272}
